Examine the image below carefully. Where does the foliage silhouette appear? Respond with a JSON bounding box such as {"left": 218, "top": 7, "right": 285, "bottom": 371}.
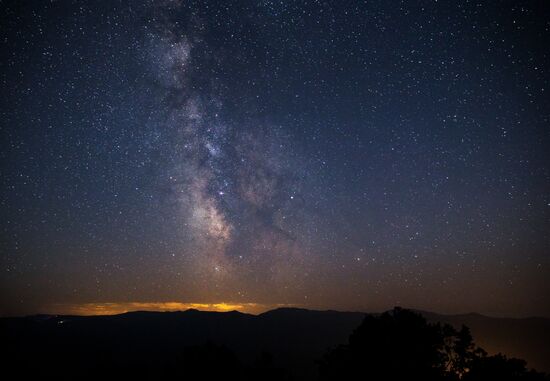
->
{"left": 464, "top": 354, "right": 549, "bottom": 381}
{"left": 319, "top": 307, "right": 548, "bottom": 381}
{"left": 1, "top": 308, "right": 547, "bottom": 380}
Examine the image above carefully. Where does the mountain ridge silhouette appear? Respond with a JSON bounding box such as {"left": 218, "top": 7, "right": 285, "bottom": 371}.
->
{"left": 2, "top": 307, "right": 548, "bottom": 379}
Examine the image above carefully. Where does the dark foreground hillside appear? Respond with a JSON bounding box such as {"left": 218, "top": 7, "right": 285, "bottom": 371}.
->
{"left": 1, "top": 308, "right": 548, "bottom": 380}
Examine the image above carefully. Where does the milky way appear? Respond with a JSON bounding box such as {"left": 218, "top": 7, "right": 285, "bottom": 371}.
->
{"left": 143, "top": 3, "right": 316, "bottom": 300}
{"left": 1, "top": 0, "right": 549, "bottom": 317}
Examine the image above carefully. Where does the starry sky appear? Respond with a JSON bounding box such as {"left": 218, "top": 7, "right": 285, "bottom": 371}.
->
{"left": 1, "top": 0, "right": 549, "bottom": 317}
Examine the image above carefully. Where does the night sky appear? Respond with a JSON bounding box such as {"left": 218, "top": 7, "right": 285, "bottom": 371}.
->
{"left": 1, "top": 0, "right": 549, "bottom": 317}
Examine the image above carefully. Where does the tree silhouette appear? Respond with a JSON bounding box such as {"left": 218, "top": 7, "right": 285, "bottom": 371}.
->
{"left": 443, "top": 324, "right": 484, "bottom": 378}
{"left": 319, "top": 307, "right": 548, "bottom": 381}
{"left": 319, "top": 307, "right": 448, "bottom": 380}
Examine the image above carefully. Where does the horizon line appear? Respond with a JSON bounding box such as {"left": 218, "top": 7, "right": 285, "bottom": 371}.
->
{"left": 2, "top": 301, "right": 549, "bottom": 320}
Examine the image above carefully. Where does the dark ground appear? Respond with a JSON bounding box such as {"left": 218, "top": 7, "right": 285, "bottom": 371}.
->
{"left": 2, "top": 308, "right": 548, "bottom": 379}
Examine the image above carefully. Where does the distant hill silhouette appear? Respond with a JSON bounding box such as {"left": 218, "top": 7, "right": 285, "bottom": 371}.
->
{"left": 1, "top": 307, "right": 548, "bottom": 380}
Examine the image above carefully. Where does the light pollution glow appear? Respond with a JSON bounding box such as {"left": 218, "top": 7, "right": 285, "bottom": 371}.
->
{"left": 42, "top": 302, "right": 290, "bottom": 316}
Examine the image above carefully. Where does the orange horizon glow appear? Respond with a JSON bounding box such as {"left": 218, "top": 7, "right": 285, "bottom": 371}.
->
{"left": 42, "top": 301, "right": 292, "bottom": 316}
